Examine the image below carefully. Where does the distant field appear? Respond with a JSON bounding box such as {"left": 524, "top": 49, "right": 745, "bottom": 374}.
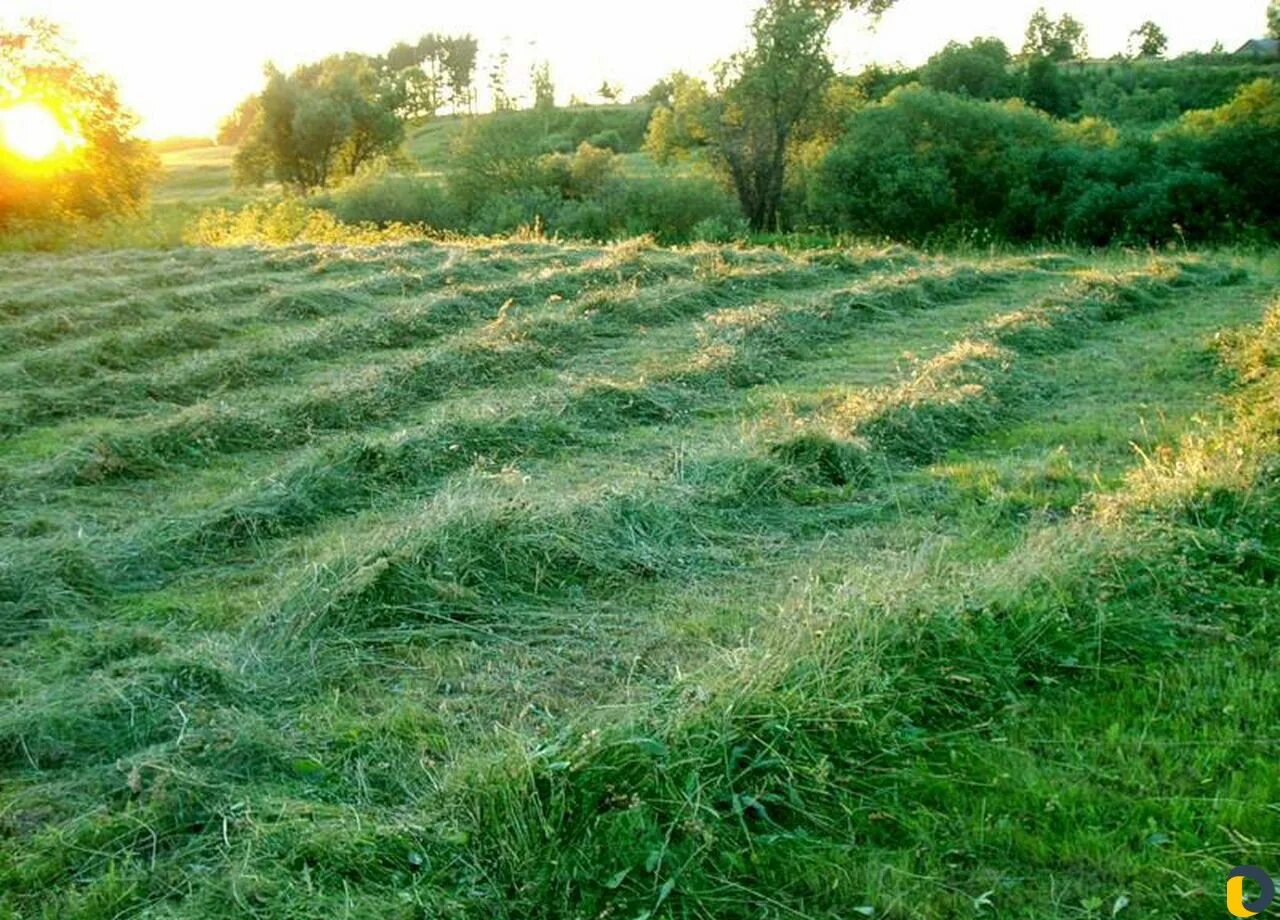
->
{"left": 153, "top": 145, "right": 240, "bottom": 204}
{"left": 153, "top": 104, "right": 674, "bottom": 208}
{"left": 1, "top": 240, "right": 1278, "bottom": 917}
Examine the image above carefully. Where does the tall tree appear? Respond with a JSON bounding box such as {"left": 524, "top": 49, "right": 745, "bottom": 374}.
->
{"left": 443, "top": 36, "right": 478, "bottom": 113}
{"left": 1128, "top": 21, "right": 1169, "bottom": 58}
{"left": 920, "top": 37, "right": 1014, "bottom": 99}
{"left": 234, "top": 55, "right": 404, "bottom": 191}
{"left": 1022, "top": 7, "right": 1089, "bottom": 62}
{"left": 217, "top": 95, "right": 261, "bottom": 147}
{"left": 488, "top": 48, "right": 513, "bottom": 112}
{"left": 531, "top": 61, "right": 556, "bottom": 112}
{"left": 713, "top": 0, "right": 896, "bottom": 230}
{"left": 1269, "top": 0, "right": 1280, "bottom": 39}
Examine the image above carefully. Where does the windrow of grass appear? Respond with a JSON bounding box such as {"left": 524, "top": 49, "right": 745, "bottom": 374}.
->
{"left": 0, "top": 242, "right": 700, "bottom": 434}
{"left": 256, "top": 258, "right": 1239, "bottom": 647}
{"left": 401, "top": 294, "right": 1280, "bottom": 919}
{"left": 17, "top": 249, "right": 932, "bottom": 486}
{"left": 1, "top": 245, "right": 1272, "bottom": 920}
{"left": 118, "top": 260, "right": 1012, "bottom": 582}
{"left": 0, "top": 256, "right": 1231, "bottom": 646}
{"left": 736, "top": 258, "right": 1247, "bottom": 500}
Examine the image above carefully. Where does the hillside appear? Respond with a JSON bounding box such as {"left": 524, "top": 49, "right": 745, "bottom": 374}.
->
{"left": 154, "top": 103, "right": 657, "bottom": 206}
{"left": 2, "top": 240, "right": 1279, "bottom": 918}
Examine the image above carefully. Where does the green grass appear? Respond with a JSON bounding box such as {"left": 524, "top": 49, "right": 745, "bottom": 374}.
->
{"left": 1, "top": 238, "right": 1278, "bottom": 919}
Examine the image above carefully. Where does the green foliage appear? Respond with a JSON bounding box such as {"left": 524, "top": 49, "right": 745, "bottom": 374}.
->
{"left": 1162, "top": 77, "right": 1280, "bottom": 229}
{"left": 215, "top": 95, "right": 261, "bottom": 147}
{"left": 1128, "top": 21, "right": 1169, "bottom": 59}
{"left": 0, "top": 19, "right": 156, "bottom": 226}
{"left": 642, "top": 72, "right": 716, "bottom": 165}
{"left": 920, "top": 37, "right": 1015, "bottom": 99}
{"left": 645, "top": 0, "right": 898, "bottom": 231}
{"left": 234, "top": 55, "right": 405, "bottom": 191}
{"left": 315, "top": 168, "right": 462, "bottom": 228}
{"left": 813, "top": 80, "right": 1280, "bottom": 244}
{"left": 1270, "top": 0, "right": 1280, "bottom": 39}
{"left": 1022, "top": 6, "right": 1089, "bottom": 62}
{"left": 812, "top": 87, "right": 1060, "bottom": 240}
{"left": 446, "top": 111, "right": 549, "bottom": 212}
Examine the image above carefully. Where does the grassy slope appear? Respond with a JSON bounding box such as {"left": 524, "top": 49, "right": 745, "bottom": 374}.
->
{"left": 0, "top": 240, "right": 1277, "bottom": 919}
{"left": 154, "top": 103, "right": 660, "bottom": 207}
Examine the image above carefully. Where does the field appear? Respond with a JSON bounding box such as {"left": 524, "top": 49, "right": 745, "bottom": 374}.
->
{"left": 152, "top": 104, "right": 677, "bottom": 210}
{"left": 2, "top": 238, "right": 1279, "bottom": 919}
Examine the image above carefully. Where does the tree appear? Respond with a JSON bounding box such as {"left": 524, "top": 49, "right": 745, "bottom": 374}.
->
{"left": 598, "top": 80, "right": 622, "bottom": 103}
{"left": 0, "top": 18, "right": 156, "bottom": 225}
{"left": 920, "top": 37, "right": 1014, "bottom": 99}
{"left": 639, "top": 77, "right": 675, "bottom": 107}
{"left": 217, "top": 95, "right": 261, "bottom": 147}
{"left": 234, "top": 55, "right": 404, "bottom": 191}
{"left": 712, "top": 0, "right": 897, "bottom": 230}
{"left": 1269, "top": 1, "right": 1280, "bottom": 39}
{"left": 446, "top": 112, "right": 546, "bottom": 211}
{"left": 643, "top": 72, "right": 715, "bottom": 165}
{"left": 1022, "top": 7, "right": 1089, "bottom": 62}
{"left": 488, "top": 48, "right": 514, "bottom": 112}
{"left": 443, "top": 36, "right": 478, "bottom": 113}
{"left": 1128, "top": 21, "right": 1168, "bottom": 59}
{"left": 382, "top": 34, "right": 477, "bottom": 118}
{"left": 531, "top": 61, "right": 556, "bottom": 112}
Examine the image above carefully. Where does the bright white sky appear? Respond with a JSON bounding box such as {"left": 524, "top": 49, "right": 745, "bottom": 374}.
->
{"left": 7, "top": 0, "right": 1272, "bottom": 138}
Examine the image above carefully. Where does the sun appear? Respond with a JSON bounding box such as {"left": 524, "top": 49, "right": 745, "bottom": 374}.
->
{"left": 0, "top": 102, "right": 80, "bottom": 162}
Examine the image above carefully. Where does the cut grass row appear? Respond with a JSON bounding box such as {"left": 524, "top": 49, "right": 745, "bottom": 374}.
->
{"left": 17, "top": 251, "right": 931, "bottom": 483}
{"left": 1, "top": 244, "right": 1273, "bottom": 920}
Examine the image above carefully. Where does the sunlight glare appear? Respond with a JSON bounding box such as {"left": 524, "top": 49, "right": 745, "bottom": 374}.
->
{"left": 0, "top": 102, "right": 80, "bottom": 161}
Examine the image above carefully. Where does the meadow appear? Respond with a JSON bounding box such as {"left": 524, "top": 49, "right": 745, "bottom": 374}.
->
{"left": 2, "top": 234, "right": 1278, "bottom": 918}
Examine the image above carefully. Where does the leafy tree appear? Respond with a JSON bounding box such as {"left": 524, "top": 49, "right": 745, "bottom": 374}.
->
{"left": 443, "top": 36, "right": 478, "bottom": 113}
{"left": 385, "top": 41, "right": 424, "bottom": 73}
{"left": 598, "top": 80, "right": 622, "bottom": 103}
{"left": 217, "top": 95, "right": 261, "bottom": 147}
{"left": 1128, "top": 21, "right": 1169, "bottom": 59}
{"left": 1022, "top": 7, "right": 1089, "bottom": 62}
{"left": 234, "top": 55, "right": 404, "bottom": 191}
{"left": 531, "top": 61, "right": 556, "bottom": 112}
{"left": 1269, "top": 1, "right": 1280, "bottom": 39}
{"left": 643, "top": 72, "right": 715, "bottom": 165}
{"left": 920, "top": 37, "right": 1014, "bottom": 99}
{"left": 0, "top": 17, "right": 156, "bottom": 225}
{"left": 704, "top": 0, "right": 896, "bottom": 230}
{"left": 639, "top": 77, "right": 675, "bottom": 107}
{"left": 812, "top": 87, "right": 1060, "bottom": 240}
{"left": 1165, "top": 77, "right": 1280, "bottom": 228}
{"left": 447, "top": 112, "right": 547, "bottom": 211}
{"left": 383, "top": 35, "right": 478, "bottom": 118}
{"left": 1020, "top": 54, "right": 1080, "bottom": 118}
{"left": 488, "top": 49, "right": 514, "bottom": 112}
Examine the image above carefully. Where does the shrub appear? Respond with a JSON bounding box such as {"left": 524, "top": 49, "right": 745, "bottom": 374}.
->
{"left": 317, "top": 169, "right": 462, "bottom": 229}
{"left": 597, "top": 177, "right": 744, "bottom": 244}
{"left": 812, "top": 80, "right": 1280, "bottom": 245}
{"left": 812, "top": 87, "right": 1059, "bottom": 241}
{"left": 1162, "top": 78, "right": 1280, "bottom": 231}
{"left": 588, "top": 129, "right": 626, "bottom": 152}
{"left": 919, "top": 38, "right": 1016, "bottom": 100}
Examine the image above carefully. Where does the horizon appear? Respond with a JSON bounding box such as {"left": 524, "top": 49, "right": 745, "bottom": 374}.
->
{"left": 7, "top": 0, "right": 1273, "bottom": 139}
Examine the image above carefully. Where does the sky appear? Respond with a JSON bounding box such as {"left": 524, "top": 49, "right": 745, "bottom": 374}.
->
{"left": 6, "top": 0, "right": 1273, "bottom": 138}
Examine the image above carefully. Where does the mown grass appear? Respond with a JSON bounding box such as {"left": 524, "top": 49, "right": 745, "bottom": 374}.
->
{"left": 0, "top": 238, "right": 1276, "bottom": 919}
